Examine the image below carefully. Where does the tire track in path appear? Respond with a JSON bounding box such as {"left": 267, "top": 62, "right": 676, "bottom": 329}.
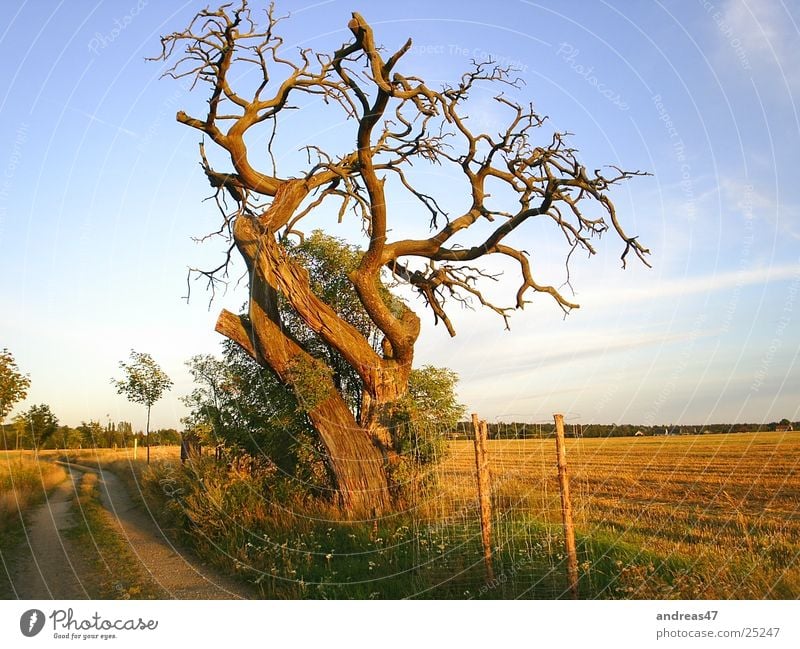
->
{"left": 10, "top": 467, "right": 90, "bottom": 599}
{"left": 59, "top": 462, "right": 251, "bottom": 600}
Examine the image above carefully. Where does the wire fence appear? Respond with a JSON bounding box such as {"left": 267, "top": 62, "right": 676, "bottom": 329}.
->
{"left": 404, "top": 414, "right": 588, "bottom": 598}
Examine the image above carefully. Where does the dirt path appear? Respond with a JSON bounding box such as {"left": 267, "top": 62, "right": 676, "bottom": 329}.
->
{"left": 9, "top": 468, "right": 91, "bottom": 599}
{"left": 60, "top": 462, "right": 250, "bottom": 599}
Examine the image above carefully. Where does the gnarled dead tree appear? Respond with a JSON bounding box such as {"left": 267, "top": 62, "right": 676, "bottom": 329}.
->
{"left": 154, "top": 2, "right": 649, "bottom": 516}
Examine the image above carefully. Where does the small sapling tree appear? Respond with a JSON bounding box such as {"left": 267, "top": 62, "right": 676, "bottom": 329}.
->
{"left": 111, "top": 350, "right": 173, "bottom": 464}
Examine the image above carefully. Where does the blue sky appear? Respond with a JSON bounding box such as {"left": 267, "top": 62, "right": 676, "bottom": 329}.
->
{"left": 0, "top": 0, "right": 798, "bottom": 430}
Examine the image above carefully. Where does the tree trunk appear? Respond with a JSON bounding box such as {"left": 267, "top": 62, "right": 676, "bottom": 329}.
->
{"left": 146, "top": 404, "right": 151, "bottom": 465}
{"left": 307, "top": 392, "right": 392, "bottom": 516}
{"left": 217, "top": 187, "right": 413, "bottom": 515}
{"left": 359, "top": 366, "right": 410, "bottom": 451}
{"left": 216, "top": 307, "right": 393, "bottom": 517}
{"left": 214, "top": 183, "right": 422, "bottom": 516}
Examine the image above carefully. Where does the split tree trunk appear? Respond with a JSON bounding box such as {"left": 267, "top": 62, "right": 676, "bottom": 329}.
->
{"left": 216, "top": 306, "right": 395, "bottom": 517}
{"left": 306, "top": 392, "right": 392, "bottom": 515}
{"left": 215, "top": 184, "right": 421, "bottom": 515}
{"left": 212, "top": 182, "right": 420, "bottom": 516}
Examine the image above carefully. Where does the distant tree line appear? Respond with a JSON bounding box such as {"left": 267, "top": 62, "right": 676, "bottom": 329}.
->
{"left": 0, "top": 403, "right": 179, "bottom": 451}
{"left": 450, "top": 419, "right": 798, "bottom": 440}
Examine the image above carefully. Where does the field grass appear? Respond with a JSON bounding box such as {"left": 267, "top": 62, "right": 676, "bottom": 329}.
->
{"left": 0, "top": 451, "right": 69, "bottom": 596}
{"left": 0, "top": 452, "right": 67, "bottom": 535}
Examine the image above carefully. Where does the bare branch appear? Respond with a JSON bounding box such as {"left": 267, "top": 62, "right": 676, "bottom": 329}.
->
{"left": 161, "top": 2, "right": 649, "bottom": 345}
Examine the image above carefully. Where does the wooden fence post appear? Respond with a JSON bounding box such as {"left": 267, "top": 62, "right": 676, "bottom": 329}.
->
{"left": 553, "top": 413, "right": 579, "bottom": 599}
{"left": 472, "top": 413, "right": 495, "bottom": 583}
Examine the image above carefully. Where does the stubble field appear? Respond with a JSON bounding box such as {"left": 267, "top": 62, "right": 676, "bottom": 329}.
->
{"left": 432, "top": 431, "right": 800, "bottom": 597}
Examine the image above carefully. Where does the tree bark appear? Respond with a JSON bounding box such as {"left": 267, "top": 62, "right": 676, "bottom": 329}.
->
{"left": 216, "top": 307, "right": 393, "bottom": 516}
{"left": 358, "top": 365, "right": 410, "bottom": 450}
{"left": 146, "top": 404, "right": 151, "bottom": 465}
{"left": 307, "top": 392, "right": 392, "bottom": 516}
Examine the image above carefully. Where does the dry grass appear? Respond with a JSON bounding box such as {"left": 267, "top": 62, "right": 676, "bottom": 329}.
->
{"left": 53, "top": 446, "right": 183, "bottom": 515}
{"left": 0, "top": 451, "right": 67, "bottom": 534}
{"left": 57, "top": 445, "right": 180, "bottom": 465}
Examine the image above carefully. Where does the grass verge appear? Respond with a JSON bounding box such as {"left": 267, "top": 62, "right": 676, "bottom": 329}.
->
{"left": 136, "top": 459, "right": 701, "bottom": 599}
{"left": 65, "top": 470, "right": 160, "bottom": 599}
{"left": 0, "top": 453, "right": 67, "bottom": 597}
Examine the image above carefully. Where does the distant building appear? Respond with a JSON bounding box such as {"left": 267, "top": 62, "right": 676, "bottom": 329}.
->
{"left": 776, "top": 423, "right": 794, "bottom": 432}
{"left": 634, "top": 430, "right": 645, "bottom": 437}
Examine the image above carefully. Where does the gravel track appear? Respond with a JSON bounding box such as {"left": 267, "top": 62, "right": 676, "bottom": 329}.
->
{"left": 9, "top": 468, "right": 90, "bottom": 599}
{"left": 58, "top": 461, "right": 251, "bottom": 600}
{"left": 8, "top": 463, "right": 251, "bottom": 600}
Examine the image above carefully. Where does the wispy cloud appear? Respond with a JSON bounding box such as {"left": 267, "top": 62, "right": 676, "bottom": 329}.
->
{"left": 719, "top": 175, "right": 800, "bottom": 241}
{"left": 459, "top": 327, "right": 718, "bottom": 382}
{"left": 583, "top": 262, "right": 800, "bottom": 308}
{"left": 716, "top": 0, "right": 800, "bottom": 90}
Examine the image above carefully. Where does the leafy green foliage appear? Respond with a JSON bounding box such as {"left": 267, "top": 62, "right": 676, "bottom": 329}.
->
{"left": 13, "top": 403, "right": 59, "bottom": 450}
{"left": 183, "top": 232, "right": 463, "bottom": 497}
{"left": 0, "top": 348, "right": 30, "bottom": 421}
{"left": 76, "top": 420, "right": 105, "bottom": 448}
{"left": 111, "top": 350, "right": 173, "bottom": 409}
{"left": 55, "top": 425, "right": 84, "bottom": 449}
{"left": 285, "top": 356, "right": 335, "bottom": 413}
{"left": 183, "top": 344, "right": 332, "bottom": 495}
{"left": 282, "top": 231, "right": 378, "bottom": 413}
{"left": 386, "top": 366, "right": 465, "bottom": 464}
{"left": 281, "top": 231, "right": 406, "bottom": 413}
{"left": 184, "top": 343, "right": 463, "bottom": 499}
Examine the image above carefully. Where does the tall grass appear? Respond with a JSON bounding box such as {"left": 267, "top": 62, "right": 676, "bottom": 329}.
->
{"left": 132, "top": 458, "right": 713, "bottom": 599}
{"left": 136, "top": 457, "right": 578, "bottom": 598}
{"left": 0, "top": 452, "right": 67, "bottom": 534}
